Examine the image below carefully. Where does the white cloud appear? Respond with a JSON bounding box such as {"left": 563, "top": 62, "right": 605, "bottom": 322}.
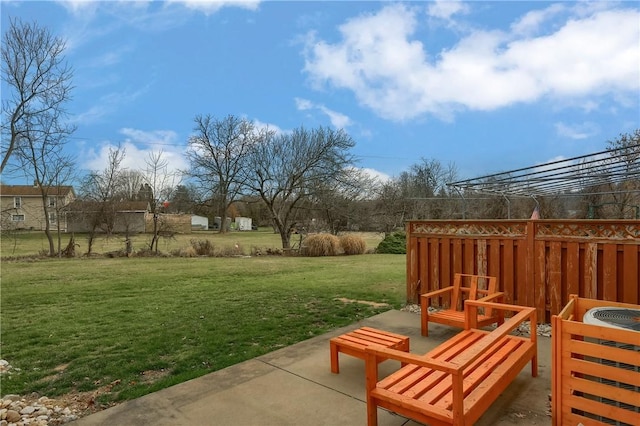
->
{"left": 86, "top": 45, "right": 134, "bottom": 68}
{"left": 359, "top": 167, "right": 391, "bottom": 183}
{"left": 295, "top": 98, "right": 314, "bottom": 111}
{"left": 55, "top": 0, "right": 101, "bottom": 17}
{"left": 554, "top": 122, "right": 599, "bottom": 140}
{"left": 295, "top": 97, "right": 352, "bottom": 129}
{"left": 303, "top": 3, "right": 640, "bottom": 122}
{"left": 168, "top": 0, "right": 260, "bottom": 15}
{"left": 253, "top": 119, "right": 286, "bottom": 136}
{"left": 427, "top": 0, "right": 469, "bottom": 21}
{"left": 320, "top": 106, "right": 352, "bottom": 129}
{"left": 531, "top": 156, "right": 568, "bottom": 175}
{"left": 71, "top": 87, "right": 149, "bottom": 125}
{"left": 510, "top": 4, "right": 565, "bottom": 36}
{"left": 83, "top": 128, "right": 188, "bottom": 178}
{"left": 120, "top": 128, "right": 179, "bottom": 147}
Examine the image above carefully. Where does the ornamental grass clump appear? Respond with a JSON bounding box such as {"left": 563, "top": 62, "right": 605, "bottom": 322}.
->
{"left": 302, "top": 233, "right": 341, "bottom": 256}
{"left": 190, "top": 239, "right": 215, "bottom": 256}
{"left": 339, "top": 234, "right": 366, "bottom": 255}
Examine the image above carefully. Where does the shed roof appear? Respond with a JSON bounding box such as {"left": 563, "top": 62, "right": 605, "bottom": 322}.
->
{"left": 67, "top": 200, "right": 150, "bottom": 212}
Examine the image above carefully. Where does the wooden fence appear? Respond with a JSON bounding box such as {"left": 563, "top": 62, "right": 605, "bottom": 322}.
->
{"left": 406, "top": 220, "right": 640, "bottom": 321}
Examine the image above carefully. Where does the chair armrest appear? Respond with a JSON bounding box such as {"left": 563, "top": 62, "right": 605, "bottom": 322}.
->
{"left": 477, "top": 291, "right": 505, "bottom": 302}
{"left": 364, "top": 346, "right": 458, "bottom": 374}
{"left": 464, "top": 300, "right": 537, "bottom": 341}
{"left": 457, "top": 302, "right": 537, "bottom": 369}
{"left": 465, "top": 300, "right": 536, "bottom": 316}
{"left": 420, "top": 286, "right": 453, "bottom": 302}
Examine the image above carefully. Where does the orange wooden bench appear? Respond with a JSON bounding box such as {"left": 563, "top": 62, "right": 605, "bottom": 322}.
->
{"left": 421, "top": 273, "right": 505, "bottom": 336}
{"left": 330, "top": 327, "right": 409, "bottom": 374}
{"left": 366, "top": 301, "right": 538, "bottom": 426}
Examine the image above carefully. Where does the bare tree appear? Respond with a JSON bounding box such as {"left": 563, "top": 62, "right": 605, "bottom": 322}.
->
{"left": 14, "top": 130, "right": 75, "bottom": 256}
{"left": 604, "top": 129, "right": 640, "bottom": 218}
{"left": 118, "top": 170, "right": 146, "bottom": 201}
{"left": 78, "top": 146, "right": 126, "bottom": 254}
{"left": 49, "top": 158, "right": 77, "bottom": 257}
{"left": 372, "top": 180, "right": 409, "bottom": 234}
{"left": 243, "top": 126, "right": 356, "bottom": 250}
{"left": 404, "top": 158, "right": 459, "bottom": 219}
{"left": 313, "top": 167, "right": 378, "bottom": 234}
{"left": 186, "top": 114, "right": 255, "bottom": 233}
{"left": 1, "top": 18, "right": 73, "bottom": 174}
{"left": 167, "top": 183, "right": 202, "bottom": 214}
{"left": 143, "top": 150, "right": 181, "bottom": 252}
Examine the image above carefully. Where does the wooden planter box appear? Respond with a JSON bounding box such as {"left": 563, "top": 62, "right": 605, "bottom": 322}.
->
{"left": 552, "top": 295, "right": 640, "bottom": 425}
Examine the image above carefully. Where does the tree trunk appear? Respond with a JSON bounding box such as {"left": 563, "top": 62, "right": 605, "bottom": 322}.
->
{"left": 150, "top": 213, "right": 159, "bottom": 253}
{"left": 44, "top": 228, "right": 55, "bottom": 256}
{"left": 279, "top": 230, "right": 291, "bottom": 251}
{"left": 218, "top": 211, "right": 228, "bottom": 234}
{"left": 41, "top": 200, "right": 55, "bottom": 256}
{"left": 56, "top": 215, "right": 62, "bottom": 258}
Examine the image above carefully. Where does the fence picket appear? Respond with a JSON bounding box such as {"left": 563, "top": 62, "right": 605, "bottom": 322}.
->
{"left": 407, "top": 220, "right": 640, "bottom": 317}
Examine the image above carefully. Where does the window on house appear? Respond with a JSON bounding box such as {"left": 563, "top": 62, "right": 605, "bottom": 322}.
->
{"left": 12, "top": 214, "right": 25, "bottom": 222}
{"left": 14, "top": 197, "right": 22, "bottom": 208}
{"left": 48, "top": 197, "right": 56, "bottom": 207}
{"left": 49, "top": 212, "right": 57, "bottom": 223}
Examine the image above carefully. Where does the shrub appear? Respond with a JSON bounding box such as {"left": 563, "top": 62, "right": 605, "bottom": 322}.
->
{"left": 219, "top": 243, "right": 243, "bottom": 257}
{"left": 339, "top": 234, "right": 366, "bottom": 255}
{"left": 190, "top": 239, "right": 215, "bottom": 256}
{"left": 251, "top": 246, "right": 283, "bottom": 256}
{"left": 180, "top": 246, "right": 198, "bottom": 257}
{"left": 302, "top": 233, "right": 341, "bottom": 257}
{"left": 376, "top": 232, "right": 406, "bottom": 254}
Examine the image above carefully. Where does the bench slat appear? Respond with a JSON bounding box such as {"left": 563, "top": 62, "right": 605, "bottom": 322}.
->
{"left": 433, "top": 338, "right": 521, "bottom": 410}
{"left": 426, "top": 330, "right": 485, "bottom": 362}
{"left": 443, "top": 339, "right": 526, "bottom": 411}
{"left": 464, "top": 341, "right": 535, "bottom": 421}
{"left": 373, "top": 389, "right": 454, "bottom": 425}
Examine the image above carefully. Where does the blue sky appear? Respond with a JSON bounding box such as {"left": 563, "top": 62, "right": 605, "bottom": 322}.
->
{"left": 2, "top": 0, "right": 639, "bottom": 185}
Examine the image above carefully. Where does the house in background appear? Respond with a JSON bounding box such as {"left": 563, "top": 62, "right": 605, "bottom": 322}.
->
{"left": 0, "top": 184, "right": 75, "bottom": 231}
{"left": 66, "top": 200, "right": 150, "bottom": 234}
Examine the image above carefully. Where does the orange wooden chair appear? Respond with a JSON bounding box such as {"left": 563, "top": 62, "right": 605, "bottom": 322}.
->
{"left": 420, "top": 273, "right": 504, "bottom": 336}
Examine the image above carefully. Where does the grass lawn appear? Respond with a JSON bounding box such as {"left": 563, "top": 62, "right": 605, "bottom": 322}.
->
{"left": 0, "top": 252, "right": 405, "bottom": 405}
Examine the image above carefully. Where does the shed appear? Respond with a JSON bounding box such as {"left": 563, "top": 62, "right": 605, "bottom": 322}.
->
{"left": 235, "top": 217, "right": 252, "bottom": 231}
{"left": 191, "top": 215, "right": 209, "bottom": 230}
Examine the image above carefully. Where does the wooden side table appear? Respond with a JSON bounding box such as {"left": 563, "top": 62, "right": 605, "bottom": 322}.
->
{"left": 330, "top": 326, "right": 410, "bottom": 374}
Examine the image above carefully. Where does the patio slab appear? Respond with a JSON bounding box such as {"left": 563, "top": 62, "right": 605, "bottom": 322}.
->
{"left": 73, "top": 309, "right": 552, "bottom": 425}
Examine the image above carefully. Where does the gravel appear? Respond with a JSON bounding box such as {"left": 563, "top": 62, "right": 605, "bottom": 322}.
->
{"left": 0, "top": 360, "right": 108, "bottom": 426}
{"left": 400, "top": 304, "right": 553, "bottom": 337}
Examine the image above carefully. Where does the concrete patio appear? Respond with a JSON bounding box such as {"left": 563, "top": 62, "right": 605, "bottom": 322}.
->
{"left": 73, "top": 309, "right": 552, "bottom": 425}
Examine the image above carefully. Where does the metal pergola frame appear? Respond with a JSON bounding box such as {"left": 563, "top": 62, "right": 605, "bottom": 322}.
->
{"left": 447, "top": 143, "right": 640, "bottom": 199}
{"left": 445, "top": 143, "right": 640, "bottom": 219}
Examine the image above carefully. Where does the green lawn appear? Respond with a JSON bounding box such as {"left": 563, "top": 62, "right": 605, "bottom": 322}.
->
{"left": 0, "top": 253, "right": 405, "bottom": 404}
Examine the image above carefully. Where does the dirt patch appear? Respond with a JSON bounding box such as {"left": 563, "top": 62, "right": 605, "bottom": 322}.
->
{"left": 53, "top": 363, "right": 69, "bottom": 373}
{"left": 334, "top": 297, "right": 389, "bottom": 308}
{"left": 137, "top": 369, "right": 171, "bottom": 385}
